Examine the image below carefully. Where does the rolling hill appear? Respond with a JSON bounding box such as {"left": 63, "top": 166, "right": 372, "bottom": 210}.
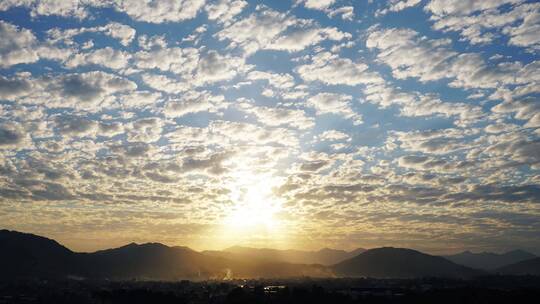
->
{"left": 0, "top": 229, "right": 76, "bottom": 279}
{"left": 0, "top": 229, "right": 331, "bottom": 280}
{"left": 333, "top": 247, "right": 484, "bottom": 279}
{"left": 496, "top": 257, "right": 540, "bottom": 275}
{"left": 444, "top": 250, "right": 536, "bottom": 270}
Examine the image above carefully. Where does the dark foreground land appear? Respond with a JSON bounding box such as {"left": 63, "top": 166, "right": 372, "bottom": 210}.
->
{"left": 1, "top": 276, "right": 540, "bottom": 304}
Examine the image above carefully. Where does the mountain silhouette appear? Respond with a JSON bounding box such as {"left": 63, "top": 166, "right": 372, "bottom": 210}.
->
{"left": 77, "top": 242, "right": 230, "bottom": 280}
{"left": 444, "top": 250, "right": 536, "bottom": 270}
{"left": 13, "top": 230, "right": 539, "bottom": 280}
{"left": 496, "top": 257, "right": 540, "bottom": 275}
{"left": 80, "top": 242, "right": 332, "bottom": 280}
{"left": 0, "top": 229, "right": 76, "bottom": 279}
{"left": 333, "top": 247, "right": 484, "bottom": 279}
{"left": 203, "top": 246, "right": 366, "bottom": 265}
{"left": 0, "top": 230, "right": 331, "bottom": 280}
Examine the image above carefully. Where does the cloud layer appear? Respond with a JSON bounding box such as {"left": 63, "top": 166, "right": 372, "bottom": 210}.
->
{"left": 0, "top": 0, "right": 539, "bottom": 254}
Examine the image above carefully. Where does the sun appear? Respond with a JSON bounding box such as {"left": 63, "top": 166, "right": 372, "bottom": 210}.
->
{"left": 225, "top": 185, "right": 280, "bottom": 229}
{"left": 219, "top": 171, "right": 285, "bottom": 245}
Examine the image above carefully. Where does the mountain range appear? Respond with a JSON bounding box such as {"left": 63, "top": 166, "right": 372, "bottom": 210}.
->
{"left": 1, "top": 229, "right": 538, "bottom": 281}
{"left": 496, "top": 257, "right": 540, "bottom": 275}
{"left": 444, "top": 250, "right": 537, "bottom": 270}
{"left": 203, "top": 245, "right": 366, "bottom": 265}
{"left": 334, "top": 247, "right": 484, "bottom": 279}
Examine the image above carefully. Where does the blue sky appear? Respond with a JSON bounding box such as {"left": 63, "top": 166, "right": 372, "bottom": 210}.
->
{"left": 0, "top": 0, "right": 540, "bottom": 254}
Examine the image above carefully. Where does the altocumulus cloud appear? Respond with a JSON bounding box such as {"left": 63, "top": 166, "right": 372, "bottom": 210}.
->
{"left": 0, "top": 0, "right": 539, "bottom": 253}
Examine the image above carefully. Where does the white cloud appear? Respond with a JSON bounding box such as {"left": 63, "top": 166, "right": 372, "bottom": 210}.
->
{"left": 425, "top": 0, "right": 540, "bottom": 51}
{"left": 47, "top": 22, "right": 136, "bottom": 47}
{"left": 102, "top": 22, "right": 136, "bottom": 46}
{"left": 7, "top": 71, "right": 137, "bottom": 110}
{"left": 367, "top": 27, "right": 540, "bottom": 89}
{"left": 366, "top": 28, "right": 457, "bottom": 82}
{"left": 247, "top": 71, "right": 295, "bottom": 89}
{"left": 363, "top": 83, "right": 485, "bottom": 126}
{"left": 298, "top": 0, "right": 336, "bottom": 11}
{"left": 113, "top": 0, "right": 206, "bottom": 23}
{"left": 205, "top": 0, "right": 247, "bottom": 23}
{"left": 163, "top": 91, "right": 226, "bottom": 118}
{"left": 329, "top": 6, "right": 354, "bottom": 20}
{"left": 217, "top": 6, "right": 349, "bottom": 54}
{"left": 133, "top": 47, "right": 199, "bottom": 75}
{"left": 296, "top": 51, "right": 383, "bottom": 86}
{"left": 194, "top": 50, "right": 247, "bottom": 85}
{"left": 377, "top": 0, "right": 422, "bottom": 16}
{"left": 308, "top": 93, "right": 363, "bottom": 125}
{"left": 138, "top": 35, "right": 168, "bottom": 51}
{"left": 319, "top": 130, "right": 350, "bottom": 141}
{"left": 239, "top": 102, "right": 315, "bottom": 130}
{"left": 425, "top": 0, "right": 522, "bottom": 16}
{"left": 0, "top": 20, "right": 39, "bottom": 68}
{"left": 1, "top": 0, "right": 207, "bottom": 23}
{"left": 141, "top": 73, "right": 190, "bottom": 94}
{"left": 0, "top": 0, "right": 93, "bottom": 18}
{"left": 65, "top": 47, "right": 131, "bottom": 70}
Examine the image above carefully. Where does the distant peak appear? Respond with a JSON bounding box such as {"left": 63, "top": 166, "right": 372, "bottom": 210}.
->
{"left": 318, "top": 247, "right": 338, "bottom": 253}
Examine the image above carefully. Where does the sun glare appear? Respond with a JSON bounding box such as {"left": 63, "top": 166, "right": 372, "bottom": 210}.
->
{"left": 219, "top": 171, "right": 286, "bottom": 246}
{"left": 225, "top": 185, "right": 279, "bottom": 229}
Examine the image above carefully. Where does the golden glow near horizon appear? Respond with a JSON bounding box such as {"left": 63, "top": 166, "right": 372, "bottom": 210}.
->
{"left": 1, "top": 0, "right": 540, "bottom": 256}
{"left": 218, "top": 166, "right": 288, "bottom": 247}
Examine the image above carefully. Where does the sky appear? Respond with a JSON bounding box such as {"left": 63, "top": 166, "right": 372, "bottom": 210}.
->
{"left": 0, "top": 0, "right": 539, "bottom": 255}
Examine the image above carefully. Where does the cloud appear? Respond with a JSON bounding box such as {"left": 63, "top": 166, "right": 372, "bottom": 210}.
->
{"left": 328, "top": 6, "right": 354, "bottom": 20}
{"left": 163, "top": 91, "right": 226, "bottom": 118}
{"left": 367, "top": 27, "right": 540, "bottom": 89}
{"left": 391, "top": 128, "right": 478, "bottom": 155}
{"left": 247, "top": 71, "right": 295, "bottom": 89}
{"left": 113, "top": 0, "right": 206, "bottom": 23}
{"left": 0, "top": 20, "right": 39, "bottom": 68}
{"left": 47, "top": 22, "right": 136, "bottom": 47}
{"left": 126, "top": 117, "right": 163, "bottom": 143}
{"left": 133, "top": 47, "right": 199, "bottom": 74}
{"left": 363, "top": 83, "right": 485, "bottom": 126}
{"left": 205, "top": 0, "right": 247, "bottom": 23}
{"left": 0, "top": 75, "right": 32, "bottom": 99}
{"left": 425, "top": 0, "right": 522, "bottom": 17}
{"left": 181, "top": 151, "right": 232, "bottom": 175}
{"left": 0, "top": 122, "right": 32, "bottom": 150}
{"left": 65, "top": 47, "right": 131, "bottom": 70}
{"left": 307, "top": 93, "right": 363, "bottom": 125}
{"left": 318, "top": 130, "right": 350, "bottom": 142}
{"left": 377, "top": 0, "right": 422, "bottom": 16}
{"left": 141, "top": 73, "right": 191, "bottom": 94}
{"left": 296, "top": 51, "right": 383, "bottom": 86}
{"left": 113, "top": 141, "right": 151, "bottom": 158}
{"left": 366, "top": 28, "right": 457, "bottom": 82}
{"left": 102, "top": 22, "right": 136, "bottom": 46}
{"left": 0, "top": 0, "right": 91, "bottom": 18}
{"left": 55, "top": 115, "right": 98, "bottom": 138}
{"left": 240, "top": 103, "right": 315, "bottom": 130}
{"left": 298, "top": 0, "right": 336, "bottom": 11}
{"left": 425, "top": 0, "right": 540, "bottom": 50}
{"left": 137, "top": 35, "right": 168, "bottom": 51}
{"left": 5, "top": 71, "right": 137, "bottom": 110}
{"left": 194, "top": 50, "right": 247, "bottom": 84}
{"left": 2, "top": 0, "right": 540, "bottom": 254}
{"left": 217, "top": 6, "right": 350, "bottom": 54}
